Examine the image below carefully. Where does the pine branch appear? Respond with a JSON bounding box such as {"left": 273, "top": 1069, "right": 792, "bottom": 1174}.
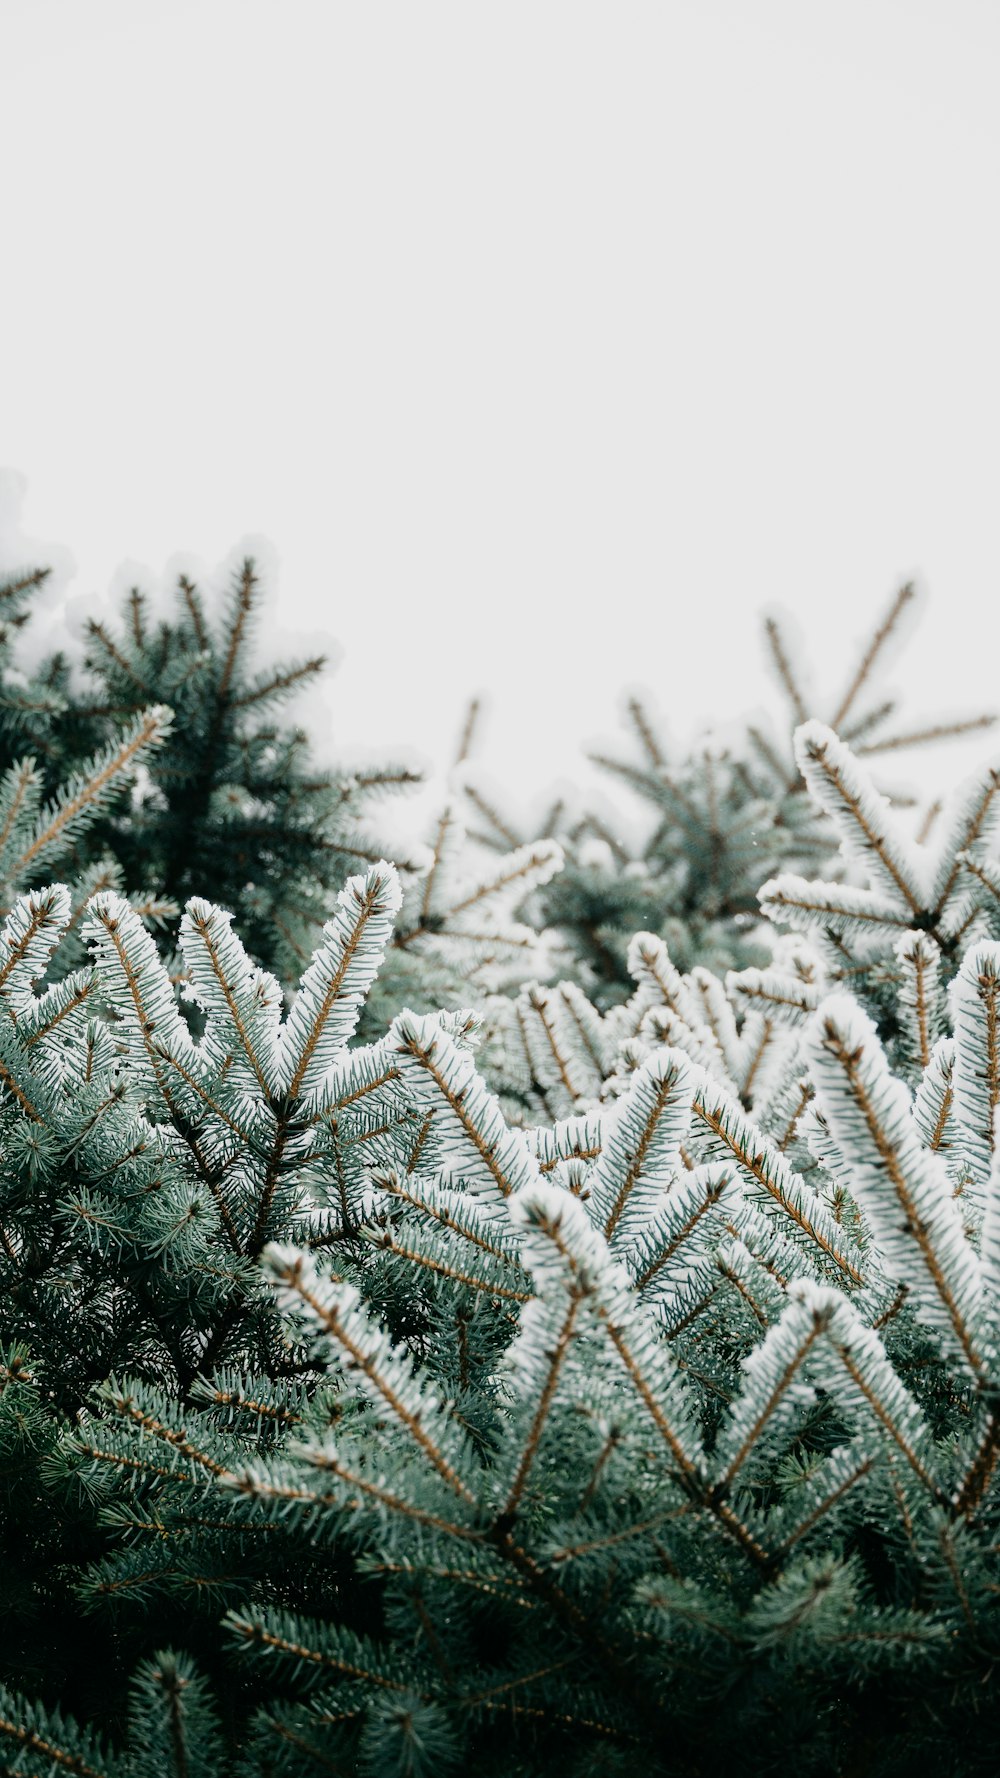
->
{"left": 763, "top": 616, "right": 809, "bottom": 724}
{"left": 807, "top": 996, "right": 984, "bottom": 1374}
{"left": 793, "top": 722, "right": 925, "bottom": 915}
{"left": 856, "top": 713, "right": 996, "bottom": 755}
{"left": 830, "top": 582, "right": 915, "bottom": 731}
{"left": 588, "top": 1048, "right": 693, "bottom": 1244}
{"left": 9, "top": 707, "right": 172, "bottom": 881}
{"left": 217, "top": 559, "right": 258, "bottom": 703}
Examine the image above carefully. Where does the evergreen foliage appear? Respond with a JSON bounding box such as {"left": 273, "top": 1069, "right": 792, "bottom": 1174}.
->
{"left": 459, "top": 585, "right": 995, "bottom": 1006}
{"left": 367, "top": 796, "right": 563, "bottom": 1036}
{"left": 0, "top": 557, "right": 425, "bottom": 986}
{"left": 3, "top": 554, "right": 1000, "bottom": 1774}
{"left": 0, "top": 557, "right": 563, "bottom": 1036}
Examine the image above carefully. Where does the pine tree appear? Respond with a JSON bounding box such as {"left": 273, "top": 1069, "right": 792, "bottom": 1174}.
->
{"left": 0, "top": 555, "right": 426, "bottom": 987}
{"left": 458, "top": 585, "right": 995, "bottom": 1007}
{"left": 5, "top": 544, "right": 1000, "bottom": 1773}
{"left": 757, "top": 717, "right": 1000, "bottom": 1058}
{"left": 0, "top": 555, "right": 565, "bottom": 1044}
{"left": 1, "top": 833, "right": 1000, "bottom": 1772}
{"left": 367, "top": 794, "right": 563, "bottom": 1037}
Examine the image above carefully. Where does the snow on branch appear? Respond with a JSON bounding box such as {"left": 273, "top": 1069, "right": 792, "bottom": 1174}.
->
{"left": 793, "top": 721, "right": 926, "bottom": 914}
{"left": 806, "top": 994, "right": 984, "bottom": 1374}
{"left": 275, "top": 862, "right": 401, "bottom": 1100}
{"left": 586, "top": 1047, "right": 694, "bottom": 1247}
{"left": 389, "top": 1011, "right": 541, "bottom": 1202}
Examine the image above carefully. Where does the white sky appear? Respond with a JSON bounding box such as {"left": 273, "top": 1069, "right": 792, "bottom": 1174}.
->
{"left": 2, "top": 1, "right": 999, "bottom": 821}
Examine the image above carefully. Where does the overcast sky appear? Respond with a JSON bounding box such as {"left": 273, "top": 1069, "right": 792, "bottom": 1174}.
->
{"left": 2, "top": 1, "right": 999, "bottom": 816}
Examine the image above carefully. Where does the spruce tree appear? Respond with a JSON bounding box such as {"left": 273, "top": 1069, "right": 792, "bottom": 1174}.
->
{"left": 0, "top": 555, "right": 425, "bottom": 986}
{"left": 0, "top": 555, "right": 560, "bottom": 1030}
{"left": 459, "top": 584, "right": 995, "bottom": 1006}
{"left": 0, "top": 771, "right": 998, "bottom": 1769}
{"left": 3, "top": 551, "right": 1000, "bottom": 1775}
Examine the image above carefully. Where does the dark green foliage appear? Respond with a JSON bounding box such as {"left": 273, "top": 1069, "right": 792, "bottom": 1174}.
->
{"left": 2, "top": 816, "right": 1000, "bottom": 1773}
{"left": 0, "top": 556, "right": 424, "bottom": 987}
{"left": 3, "top": 560, "right": 1000, "bottom": 1775}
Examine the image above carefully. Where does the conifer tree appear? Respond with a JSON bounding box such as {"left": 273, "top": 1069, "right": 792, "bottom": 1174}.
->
{"left": 367, "top": 794, "right": 563, "bottom": 1035}
{"left": 1, "top": 832, "right": 1000, "bottom": 1772}
{"left": 0, "top": 554, "right": 565, "bottom": 1041}
{"left": 0, "top": 555, "right": 426, "bottom": 987}
{"left": 0, "top": 567, "right": 175, "bottom": 959}
{"left": 5, "top": 540, "right": 1000, "bottom": 1773}
{"left": 459, "top": 585, "right": 995, "bottom": 1006}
